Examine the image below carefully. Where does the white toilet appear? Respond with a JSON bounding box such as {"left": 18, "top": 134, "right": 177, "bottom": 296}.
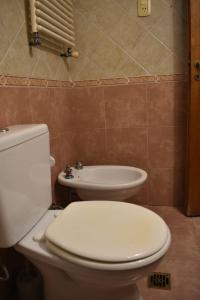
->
{"left": 0, "top": 124, "right": 171, "bottom": 300}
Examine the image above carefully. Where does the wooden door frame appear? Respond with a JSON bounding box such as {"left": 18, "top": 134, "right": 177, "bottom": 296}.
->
{"left": 186, "top": 0, "right": 200, "bottom": 216}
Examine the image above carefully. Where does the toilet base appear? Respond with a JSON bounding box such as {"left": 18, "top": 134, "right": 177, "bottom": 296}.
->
{"left": 31, "top": 259, "right": 143, "bottom": 300}
{"left": 69, "top": 282, "right": 142, "bottom": 300}
{"left": 44, "top": 278, "right": 142, "bottom": 300}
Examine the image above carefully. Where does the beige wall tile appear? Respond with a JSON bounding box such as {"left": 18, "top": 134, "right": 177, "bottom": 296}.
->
{"left": 55, "top": 60, "right": 70, "bottom": 81}
{"left": 150, "top": 6, "right": 186, "bottom": 56}
{"left": 91, "top": 35, "right": 126, "bottom": 77}
{"left": 32, "top": 55, "right": 51, "bottom": 79}
{"left": 69, "top": 54, "right": 91, "bottom": 81}
{"left": 131, "top": 33, "right": 172, "bottom": 74}
{"left": 17, "top": 0, "right": 26, "bottom": 19}
{"left": 0, "top": 0, "right": 187, "bottom": 80}
{"left": 77, "top": 61, "right": 104, "bottom": 81}
{"left": 109, "top": 14, "right": 146, "bottom": 57}
{"left": 0, "top": 24, "right": 39, "bottom": 77}
{"left": 157, "top": 53, "right": 186, "bottom": 75}
{"left": 116, "top": 56, "right": 148, "bottom": 77}
{"left": 0, "top": 0, "right": 23, "bottom": 63}
{"left": 90, "top": 0, "right": 125, "bottom": 34}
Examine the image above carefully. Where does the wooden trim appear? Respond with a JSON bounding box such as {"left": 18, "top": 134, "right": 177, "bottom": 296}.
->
{"left": 186, "top": 0, "right": 200, "bottom": 216}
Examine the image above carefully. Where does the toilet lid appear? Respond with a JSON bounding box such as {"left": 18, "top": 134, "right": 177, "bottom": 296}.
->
{"left": 45, "top": 201, "right": 169, "bottom": 263}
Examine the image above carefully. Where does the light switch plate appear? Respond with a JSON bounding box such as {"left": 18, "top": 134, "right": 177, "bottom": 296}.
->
{"left": 137, "top": 0, "right": 151, "bottom": 17}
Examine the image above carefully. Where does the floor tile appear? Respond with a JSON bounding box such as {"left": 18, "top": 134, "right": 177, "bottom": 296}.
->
{"left": 138, "top": 206, "right": 200, "bottom": 299}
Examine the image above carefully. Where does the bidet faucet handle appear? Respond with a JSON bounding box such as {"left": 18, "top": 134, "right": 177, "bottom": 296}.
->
{"left": 64, "top": 165, "right": 74, "bottom": 179}
{"left": 75, "top": 160, "right": 83, "bottom": 170}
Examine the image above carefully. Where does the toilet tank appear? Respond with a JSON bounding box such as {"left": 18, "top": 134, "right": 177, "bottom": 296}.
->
{"left": 0, "top": 124, "right": 52, "bottom": 248}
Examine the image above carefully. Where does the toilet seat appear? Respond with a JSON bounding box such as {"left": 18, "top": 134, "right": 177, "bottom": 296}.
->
{"left": 45, "top": 230, "right": 170, "bottom": 271}
{"left": 45, "top": 201, "right": 170, "bottom": 269}
{"left": 15, "top": 207, "right": 171, "bottom": 272}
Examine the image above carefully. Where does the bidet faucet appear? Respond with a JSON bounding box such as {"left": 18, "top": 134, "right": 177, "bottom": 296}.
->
{"left": 64, "top": 166, "right": 74, "bottom": 179}
{"left": 74, "top": 160, "right": 83, "bottom": 170}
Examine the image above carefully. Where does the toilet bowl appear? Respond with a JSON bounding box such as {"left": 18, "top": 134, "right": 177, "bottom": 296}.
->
{"left": 15, "top": 201, "right": 171, "bottom": 300}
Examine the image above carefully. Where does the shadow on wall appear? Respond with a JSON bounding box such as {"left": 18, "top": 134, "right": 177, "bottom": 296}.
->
{"left": 171, "top": 0, "right": 188, "bottom": 74}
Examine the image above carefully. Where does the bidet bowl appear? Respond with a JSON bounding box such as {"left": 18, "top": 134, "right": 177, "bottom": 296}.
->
{"left": 58, "top": 165, "right": 147, "bottom": 201}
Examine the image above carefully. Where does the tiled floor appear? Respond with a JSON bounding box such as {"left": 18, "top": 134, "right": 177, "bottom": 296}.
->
{"left": 138, "top": 206, "right": 200, "bottom": 300}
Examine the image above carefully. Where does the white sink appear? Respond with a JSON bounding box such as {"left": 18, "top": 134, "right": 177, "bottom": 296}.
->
{"left": 58, "top": 165, "right": 147, "bottom": 201}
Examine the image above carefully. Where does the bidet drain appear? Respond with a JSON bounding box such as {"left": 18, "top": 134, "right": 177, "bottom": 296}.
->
{"left": 147, "top": 272, "right": 171, "bottom": 290}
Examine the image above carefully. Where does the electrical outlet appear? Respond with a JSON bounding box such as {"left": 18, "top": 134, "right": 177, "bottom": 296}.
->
{"left": 137, "top": 0, "right": 151, "bottom": 17}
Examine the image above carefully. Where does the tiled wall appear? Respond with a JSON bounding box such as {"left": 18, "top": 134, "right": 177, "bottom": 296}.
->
{"left": 0, "top": 2, "right": 188, "bottom": 298}
{"left": 0, "top": 75, "right": 186, "bottom": 206}
{"left": 0, "top": 0, "right": 187, "bottom": 81}
{"left": 0, "top": 0, "right": 70, "bottom": 81}
{"left": 73, "top": 0, "right": 187, "bottom": 79}
{"left": 0, "top": 0, "right": 187, "bottom": 208}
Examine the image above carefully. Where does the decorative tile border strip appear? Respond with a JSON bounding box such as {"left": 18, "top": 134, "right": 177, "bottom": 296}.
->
{"left": 47, "top": 80, "right": 74, "bottom": 88}
{"left": 0, "top": 75, "right": 6, "bottom": 86}
{"left": 0, "top": 73, "right": 187, "bottom": 88}
{"left": 100, "top": 77, "right": 129, "bottom": 86}
{"left": 6, "top": 75, "right": 29, "bottom": 86}
{"left": 28, "top": 78, "right": 47, "bottom": 87}
{"left": 74, "top": 80, "right": 100, "bottom": 87}
{"left": 128, "top": 75, "right": 156, "bottom": 84}
{"left": 157, "top": 74, "right": 188, "bottom": 82}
